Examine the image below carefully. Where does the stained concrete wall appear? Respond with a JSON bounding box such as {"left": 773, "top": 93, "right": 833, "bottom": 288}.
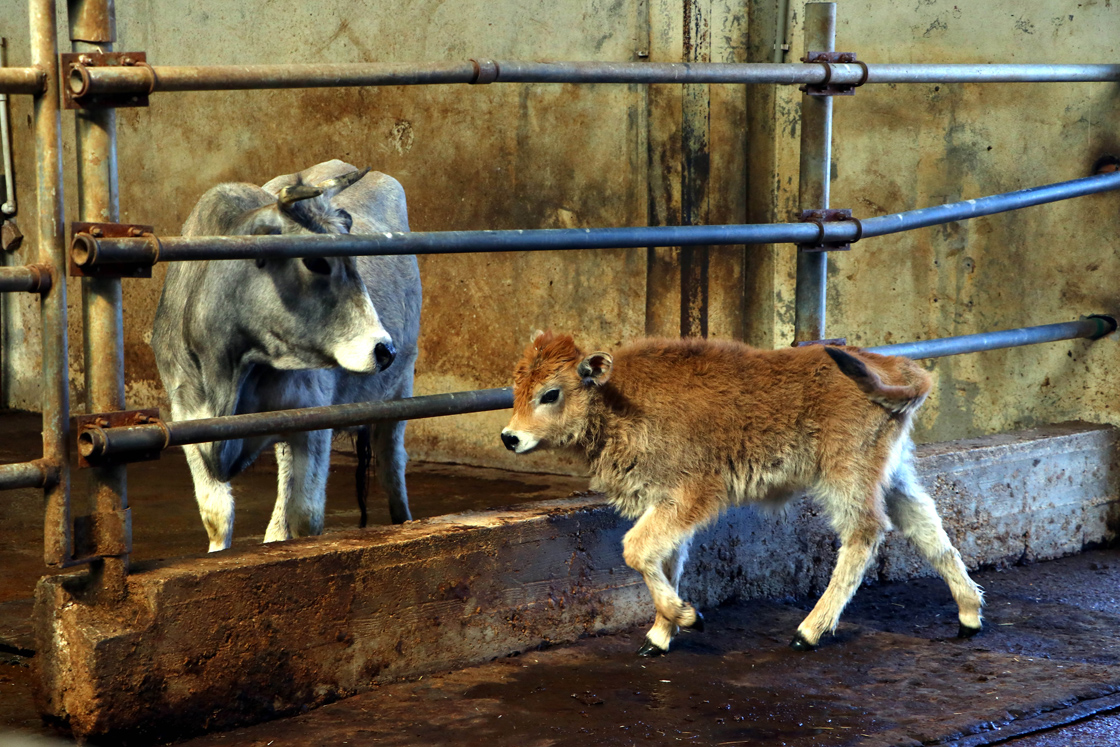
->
{"left": 1, "top": 0, "right": 1117, "bottom": 474}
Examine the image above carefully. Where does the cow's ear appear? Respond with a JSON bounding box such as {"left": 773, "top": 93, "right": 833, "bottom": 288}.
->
{"left": 239, "top": 206, "right": 283, "bottom": 235}
{"left": 577, "top": 352, "right": 613, "bottom": 386}
{"left": 335, "top": 209, "right": 353, "bottom": 234}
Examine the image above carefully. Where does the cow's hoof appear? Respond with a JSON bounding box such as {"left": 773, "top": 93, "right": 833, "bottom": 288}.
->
{"left": 682, "top": 611, "right": 705, "bottom": 633}
{"left": 789, "top": 632, "right": 816, "bottom": 651}
{"left": 637, "top": 638, "right": 666, "bottom": 657}
{"left": 957, "top": 623, "right": 982, "bottom": 639}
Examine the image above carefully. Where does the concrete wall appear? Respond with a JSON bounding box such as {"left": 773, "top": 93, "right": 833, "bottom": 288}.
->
{"left": 2, "top": 0, "right": 1117, "bottom": 473}
{"left": 32, "top": 423, "right": 1120, "bottom": 741}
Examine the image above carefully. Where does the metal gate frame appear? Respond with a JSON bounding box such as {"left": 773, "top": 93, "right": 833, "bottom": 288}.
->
{"left": 0, "top": 0, "right": 1117, "bottom": 604}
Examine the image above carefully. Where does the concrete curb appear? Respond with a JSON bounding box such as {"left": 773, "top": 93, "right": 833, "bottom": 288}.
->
{"left": 32, "top": 423, "right": 1119, "bottom": 743}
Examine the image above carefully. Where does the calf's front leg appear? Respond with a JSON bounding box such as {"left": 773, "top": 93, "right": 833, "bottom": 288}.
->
{"left": 622, "top": 495, "right": 708, "bottom": 656}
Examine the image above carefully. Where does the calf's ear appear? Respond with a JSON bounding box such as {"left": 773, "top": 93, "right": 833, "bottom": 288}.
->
{"left": 578, "top": 352, "right": 613, "bottom": 386}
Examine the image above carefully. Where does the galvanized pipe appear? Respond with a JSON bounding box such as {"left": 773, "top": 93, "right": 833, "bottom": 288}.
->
{"left": 793, "top": 2, "right": 835, "bottom": 344}
{"left": 0, "top": 66, "right": 48, "bottom": 95}
{"left": 30, "top": 0, "right": 73, "bottom": 565}
{"left": 867, "top": 317, "right": 1116, "bottom": 360}
{"left": 71, "top": 170, "right": 1120, "bottom": 267}
{"left": 78, "top": 388, "right": 515, "bottom": 463}
{"left": 67, "top": 61, "right": 1120, "bottom": 99}
{"left": 78, "top": 317, "right": 1116, "bottom": 464}
{"left": 70, "top": 0, "right": 129, "bottom": 593}
{"left": 0, "top": 264, "right": 51, "bottom": 293}
{"left": 1, "top": 39, "right": 19, "bottom": 215}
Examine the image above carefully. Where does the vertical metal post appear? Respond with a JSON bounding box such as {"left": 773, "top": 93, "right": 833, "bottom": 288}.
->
{"left": 70, "top": 0, "right": 129, "bottom": 598}
{"left": 680, "top": 0, "right": 710, "bottom": 338}
{"left": 792, "top": 2, "right": 835, "bottom": 344}
{"left": 30, "top": 0, "right": 72, "bottom": 566}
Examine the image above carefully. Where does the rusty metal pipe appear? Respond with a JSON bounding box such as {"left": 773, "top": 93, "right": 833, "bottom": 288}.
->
{"left": 68, "top": 61, "right": 1120, "bottom": 99}
{"left": 31, "top": 0, "right": 73, "bottom": 566}
{"left": 70, "top": 0, "right": 130, "bottom": 591}
{"left": 71, "top": 169, "right": 1120, "bottom": 268}
{"left": 0, "top": 66, "right": 48, "bottom": 95}
{"left": 0, "top": 458, "right": 58, "bottom": 490}
{"left": 793, "top": 2, "right": 835, "bottom": 345}
{"left": 0, "top": 264, "right": 52, "bottom": 293}
{"left": 78, "top": 388, "right": 514, "bottom": 463}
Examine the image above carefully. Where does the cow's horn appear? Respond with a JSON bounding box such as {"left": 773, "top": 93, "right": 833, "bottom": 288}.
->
{"left": 277, "top": 184, "right": 323, "bottom": 207}
{"left": 318, "top": 168, "right": 370, "bottom": 198}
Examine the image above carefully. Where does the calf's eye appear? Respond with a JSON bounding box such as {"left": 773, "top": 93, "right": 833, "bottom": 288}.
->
{"left": 539, "top": 389, "right": 560, "bottom": 405}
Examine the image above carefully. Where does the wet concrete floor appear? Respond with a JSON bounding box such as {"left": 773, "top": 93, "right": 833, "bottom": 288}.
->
{"left": 2, "top": 412, "right": 1120, "bottom": 745}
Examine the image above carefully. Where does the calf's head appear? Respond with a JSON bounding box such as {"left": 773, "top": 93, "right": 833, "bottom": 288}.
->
{"left": 501, "top": 331, "right": 612, "bottom": 454}
{"left": 235, "top": 168, "right": 394, "bottom": 374}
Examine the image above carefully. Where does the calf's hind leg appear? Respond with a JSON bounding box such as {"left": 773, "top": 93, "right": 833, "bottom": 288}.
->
{"left": 885, "top": 454, "right": 984, "bottom": 636}
{"left": 794, "top": 483, "right": 887, "bottom": 650}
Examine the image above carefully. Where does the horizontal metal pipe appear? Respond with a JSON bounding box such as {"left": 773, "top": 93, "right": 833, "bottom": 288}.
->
{"left": 71, "top": 61, "right": 1120, "bottom": 98}
{"left": 859, "top": 170, "right": 1120, "bottom": 239}
{"left": 71, "top": 170, "right": 1120, "bottom": 268}
{"left": 867, "top": 317, "right": 1116, "bottom": 360}
{"left": 0, "top": 459, "right": 56, "bottom": 490}
{"left": 79, "top": 316, "right": 1117, "bottom": 464}
{"left": 79, "top": 387, "right": 515, "bottom": 462}
{"left": 0, "top": 264, "right": 52, "bottom": 293}
{"left": 0, "top": 66, "right": 47, "bottom": 94}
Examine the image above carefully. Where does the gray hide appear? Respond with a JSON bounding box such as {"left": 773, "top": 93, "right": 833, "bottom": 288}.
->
{"left": 151, "top": 160, "right": 422, "bottom": 551}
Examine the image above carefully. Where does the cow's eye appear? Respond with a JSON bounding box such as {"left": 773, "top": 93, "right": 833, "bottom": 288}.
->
{"left": 302, "top": 257, "right": 332, "bottom": 276}
{"left": 539, "top": 389, "right": 560, "bottom": 405}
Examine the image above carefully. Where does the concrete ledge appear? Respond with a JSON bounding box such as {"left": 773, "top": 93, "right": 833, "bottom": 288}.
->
{"left": 33, "top": 423, "right": 1120, "bottom": 743}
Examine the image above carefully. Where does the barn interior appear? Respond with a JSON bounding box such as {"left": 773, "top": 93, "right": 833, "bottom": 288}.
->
{"left": 1, "top": 0, "right": 1119, "bottom": 744}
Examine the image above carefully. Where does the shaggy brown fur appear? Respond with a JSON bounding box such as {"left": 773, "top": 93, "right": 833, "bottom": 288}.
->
{"left": 502, "top": 332, "right": 983, "bottom": 655}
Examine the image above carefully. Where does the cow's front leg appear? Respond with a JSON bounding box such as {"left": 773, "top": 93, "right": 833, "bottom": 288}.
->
{"left": 264, "top": 441, "right": 294, "bottom": 543}
{"left": 374, "top": 419, "right": 411, "bottom": 523}
{"left": 269, "top": 429, "right": 332, "bottom": 541}
{"left": 183, "top": 443, "right": 235, "bottom": 552}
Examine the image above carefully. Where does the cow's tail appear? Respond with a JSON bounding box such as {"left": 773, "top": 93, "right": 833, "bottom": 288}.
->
{"left": 355, "top": 425, "right": 373, "bottom": 528}
{"left": 824, "top": 347, "right": 928, "bottom": 415}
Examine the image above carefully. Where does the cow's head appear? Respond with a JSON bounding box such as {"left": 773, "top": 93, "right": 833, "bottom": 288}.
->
{"left": 501, "top": 331, "right": 613, "bottom": 454}
{"left": 236, "top": 168, "right": 395, "bottom": 374}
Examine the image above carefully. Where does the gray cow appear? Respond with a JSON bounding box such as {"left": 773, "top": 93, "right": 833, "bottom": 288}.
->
{"left": 152, "top": 160, "right": 422, "bottom": 551}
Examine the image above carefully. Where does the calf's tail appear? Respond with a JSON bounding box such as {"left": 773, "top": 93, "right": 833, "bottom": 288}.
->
{"left": 824, "top": 347, "right": 928, "bottom": 415}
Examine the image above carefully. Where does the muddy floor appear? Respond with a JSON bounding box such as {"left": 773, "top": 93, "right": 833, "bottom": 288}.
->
{"left": 2, "top": 412, "right": 1120, "bottom": 745}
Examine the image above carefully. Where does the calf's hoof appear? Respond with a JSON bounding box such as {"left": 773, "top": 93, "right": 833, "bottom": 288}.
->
{"left": 682, "top": 611, "right": 705, "bottom": 633}
{"left": 637, "top": 638, "right": 667, "bottom": 657}
{"left": 957, "top": 623, "right": 982, "bottom": 639}
{"left": 789, "top": 631, "right": 816, "bottom": 651}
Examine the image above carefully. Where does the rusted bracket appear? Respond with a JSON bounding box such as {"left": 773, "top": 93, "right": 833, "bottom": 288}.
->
{"left": 61, "top": 51, "right": 151, "bottom": 109}
{"left": 797, "top": 208, "right": 860, "bottom": 252}
{"left": 75, "top": 408, "right": 165, "bottom": 468}
{"left": 70, "top": 221, "right": 153, "bottom": 278}
{"left": 799, "top": 52, "right": 867, "bottom": 96}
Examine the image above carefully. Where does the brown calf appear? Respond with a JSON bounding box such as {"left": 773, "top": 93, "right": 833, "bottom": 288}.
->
{"left": 502, "top": 333, "right": 983, "bottom": 656}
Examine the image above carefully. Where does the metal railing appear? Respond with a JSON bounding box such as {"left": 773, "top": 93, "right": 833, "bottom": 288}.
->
{"left": 2, "top": 0, "right": 1117, "bottom": 594}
